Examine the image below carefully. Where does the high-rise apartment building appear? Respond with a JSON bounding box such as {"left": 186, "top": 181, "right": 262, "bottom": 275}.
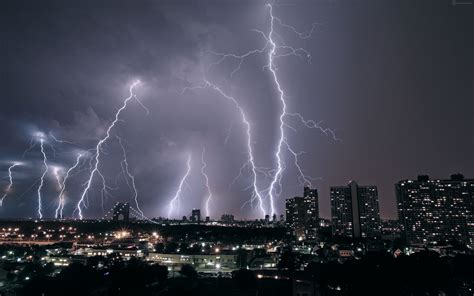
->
{"left": 285, "top": 187, "right": 319, "bottom": 240}
{"left": 396, "top": 174, "right": 473, "bottom": 246}
{"left": 330, "top": 181, "right": 381, "bottom": 238}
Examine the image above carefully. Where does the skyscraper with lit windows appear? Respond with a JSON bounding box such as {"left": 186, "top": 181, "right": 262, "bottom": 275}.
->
{"left": 396, "top": 174, "right": 473, "bottom": 246}
{"left": 285, "top": 187, "right": 319, "bottom": 240}
{"left": 330, "top": 181, "right": 381, "bottom": 238}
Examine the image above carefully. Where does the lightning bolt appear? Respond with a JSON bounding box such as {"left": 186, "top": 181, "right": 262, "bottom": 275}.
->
{"left": 183, "top": 81, "right": 266, "bottom": 217}
{"left": 22, "top": 131, "right": 45, "bottom": 158}
{"left": 282, "top": 140, "right": 320, "bottom": 188}
{"left": 200, "top": 147, "right": 213, "bottom": 218}
{"left": 201, "top": 3, "right": 338, "bottom": 217}
{"left": 264, "top": 3, "right": 288, "bottom": 217}
{"left": 49, "top": 132, "right": 77, "bottom": 145}
{"left": 224, "top": 121, "right": 233, "bottom": 145}
{"left": 116, "top": 136, "right": 144, "bottom": 218}
{"left": 37, "top": 139, "right": 48, "bottom": 219}
{"left": 206, "top": 82, "right": 267, "bottom": 217}
{"left": 167, "top": 153, "right": 192, "bottom": 219}
{"left": 0, "top": 163, "right": 20, "bottom": 206}
{"left": 76, "top": 80, "right": 141, "bottom": 219}
{"left": 52, "top": 167, "right": 63, "bottom": 190}
{"left": 55, "top": 153, "right": 82, "bottom": 219}
{"left": 286, "top": 113, "right": 340, "bottom": 141}
{"left": 265, "top": 4, "right": 340, "bottom": 216}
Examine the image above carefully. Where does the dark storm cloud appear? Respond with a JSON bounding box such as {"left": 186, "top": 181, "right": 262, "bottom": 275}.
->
{"left": 1, "top": 0, "right": 472, "bottom": 219}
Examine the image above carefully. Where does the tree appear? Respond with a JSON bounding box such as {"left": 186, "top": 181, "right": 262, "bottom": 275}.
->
{"left": 277, "top": 249, "right": 297, "bottom": 273}
{"left": 155, "top": 243, "right": 165, "bottom": 253}
{"left": 165, "top": 242, "right": 178, "bottom": 253}
{"left": 233, "top": 269, "right": 257, "bottom": 290}
{"left": 180, "top": 264, "right": 197, "bottom": 279}
{"left": 179, "top": 242, "right": 189, "bottom": 253}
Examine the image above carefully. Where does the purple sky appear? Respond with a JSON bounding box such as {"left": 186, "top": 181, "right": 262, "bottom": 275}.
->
{"left": 1, "top": 0, "right": 473, "bottom": 220}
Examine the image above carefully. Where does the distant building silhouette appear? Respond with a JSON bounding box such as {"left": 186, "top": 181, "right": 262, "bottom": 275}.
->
{"left": 330, "top": 181, "right": 381, "bottom": 238}
{"left": 221, "top": 214, "right": 234, "bottom": 222}
{"left": 396, "top": 174, "right": 473, "bottom": 246}
{"left": 285, "top": 187, "right": 319, "bottom": 240}
{"left": 112, "top": 202, "right": 130, "bottom": 222}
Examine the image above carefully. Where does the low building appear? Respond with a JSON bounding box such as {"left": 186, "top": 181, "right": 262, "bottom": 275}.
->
{"left": 248, "top": 254, "right": 278, "bottom": 269}
{"left": 147, "top": 253, "right": 238, "bottom": 272}
{"left": 75, "top": 247, "right": 145, "bottom": 259}
{"left": 45, "top": 255, "right": 87, "bottom": 266}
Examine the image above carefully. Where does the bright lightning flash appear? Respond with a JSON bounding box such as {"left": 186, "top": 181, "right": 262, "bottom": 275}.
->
{"left": 167, "top": 153, "right": 192, "bottom": 219}
{"left": 37, "top": 139, "right": 48, "bottom": 219}
{"left": 0, "top": 163, "right": 21, "bottom": 206}
{"left": 200, "top": 147, "right": 213, "bottom": 218}
{"left": 52, "top": 166, "right": 63, "bottom": 190}
{"left": 265, "top": 3, "right": 289, "bottom": 217}
{"left": 203, "top": 3, "right": 338, "bottom": 217}
{"left": 117, "top": 136, "right": 144, "bottom": 218}
{"left": 182, "top": 81, "right": 266, "bottom": 217}
{"left": 55, "top": 153, "right": 82, "bottom": 219}
{"left": 49, "top": 132, "right": 76, "bottom": 145}
{"left": 76, "top": 80, "right": 141, "bottom": 219}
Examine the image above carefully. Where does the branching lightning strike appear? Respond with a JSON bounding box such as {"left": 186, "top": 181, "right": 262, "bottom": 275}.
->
{"left": 183, "top": 81, "right": 267, "bottom": 217}
{"left": 7, "top": 3, "right": 338, "bottom": 220}
{"left": 50, "top": 132, "right": 77, "bottom": 146}
{"left": 167, "top": 153, "right": 192, "bottom": 219}
{"left": 53, "top": 167, "right": 63, "bottom": 190}
{"left": 202, "top": 3, "right": 338, "bottom": 217}
{"left": 37, "top": 139, "right": 48, "bottom": 219}
{"left": 0, "top": 163, "right": 20, "bottom": 206}
{"left": 117, "top": 136, "right": 144, "bottom": 218}
{"left": 55, "top": 153, "right": 82, "bottom": 219}
{"left": 200, "top": 147, "right": 213, "bottom": 218}
{"left": 76, "top": 80, "right": 141, "bottom": 219}
{"left": 264, "top": 3, "right": 290, "bottom": 217}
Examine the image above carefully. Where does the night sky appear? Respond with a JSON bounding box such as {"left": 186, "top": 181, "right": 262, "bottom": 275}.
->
{"left": 1, "top": 0, "right": 473, "bottom": 220}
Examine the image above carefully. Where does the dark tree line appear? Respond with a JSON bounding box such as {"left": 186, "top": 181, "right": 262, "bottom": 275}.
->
{"left": 304, "top": 251, "right": 474, "bottom": 296}
{"left": 18, "top": 257, "right": 169, "bottom": 296}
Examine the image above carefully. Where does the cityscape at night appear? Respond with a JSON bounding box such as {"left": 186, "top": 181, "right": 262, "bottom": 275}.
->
{"left": 1, "top": 0, "right": 473, "bottom": 295}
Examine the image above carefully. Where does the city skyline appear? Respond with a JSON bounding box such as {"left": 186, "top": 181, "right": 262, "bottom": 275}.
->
{"left": 1, "top": 1, "right": 473, "bottom": 220}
